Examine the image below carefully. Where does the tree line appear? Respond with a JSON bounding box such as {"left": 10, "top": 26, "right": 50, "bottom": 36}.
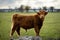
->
{"left": 0, "top": 5, "right": 60, "bottom": 12}
{"left": 17, "top": 5, "right": 58, "bottom": 12}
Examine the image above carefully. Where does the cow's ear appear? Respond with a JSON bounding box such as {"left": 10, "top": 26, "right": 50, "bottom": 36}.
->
{"left": 37, "top": 12, "right": 40, "bottom": 15}
{"left": 45, "top": 12, "right": 48, "bottom": 15}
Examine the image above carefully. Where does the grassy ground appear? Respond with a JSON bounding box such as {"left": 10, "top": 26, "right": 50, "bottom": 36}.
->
{"left": 0, "top": 12, "right": 60, "bottom": 40}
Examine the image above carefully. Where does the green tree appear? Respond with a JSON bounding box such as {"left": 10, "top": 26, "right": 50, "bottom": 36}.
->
{"left": 19, "top": 5, "right": 24, "bottom": 12}
{"left": 50, "top": 6, "right": 54, "bottom": 12}
{"left": 25, "top": 6, "right": 30, "bottom": 12}
{"left": 43, "top": 6, "right": 47, "bottom": 11}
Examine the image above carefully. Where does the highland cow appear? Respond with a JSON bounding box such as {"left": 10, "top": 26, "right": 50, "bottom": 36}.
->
{"left": 10, "top": 10, "right": 48, "bottom": 38}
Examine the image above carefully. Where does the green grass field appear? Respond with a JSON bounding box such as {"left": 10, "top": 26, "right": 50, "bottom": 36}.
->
{"left": 0, "top": 12, "right": 60, "bottom": 40}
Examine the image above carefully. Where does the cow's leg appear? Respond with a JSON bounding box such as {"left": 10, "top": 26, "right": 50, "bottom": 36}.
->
{"left": 10, "top": 23, "right": 17, "bottom": 39}
{"left": 34, "top": 26, "right": 40, "bottom": 36}
{"left": 16, "top": 26, "right": 20, "bottom": 37}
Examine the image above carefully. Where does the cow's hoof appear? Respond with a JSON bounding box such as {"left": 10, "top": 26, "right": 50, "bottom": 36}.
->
{"left": 10, "top": 38, "right": 14, "bottom": 40}
{"left": 10, "top": 37, "right": 14, "bottom": 40}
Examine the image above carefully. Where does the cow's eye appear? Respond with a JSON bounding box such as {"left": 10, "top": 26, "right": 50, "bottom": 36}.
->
{"left": 37, "top": 12, "right": 40, "bottom": 15}
{"left": 45, "top": 12, "right": 48, "bottom": 15}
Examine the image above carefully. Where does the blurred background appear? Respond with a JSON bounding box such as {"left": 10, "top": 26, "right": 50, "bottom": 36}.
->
{"left": 0, "top": 0, "right": 60, "bottom": 12}
{"left": 0, "top": 0, "right": 60, "bottom": 40}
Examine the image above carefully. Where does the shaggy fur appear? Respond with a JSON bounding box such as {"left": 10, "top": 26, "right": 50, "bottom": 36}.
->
{"left": 10, "top": 10, "right": 48, "bottom": 37}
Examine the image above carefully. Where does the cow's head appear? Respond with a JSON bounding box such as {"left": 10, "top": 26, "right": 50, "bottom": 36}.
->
{"left": 37, "top": 10, "right": 48, "bottom": 20}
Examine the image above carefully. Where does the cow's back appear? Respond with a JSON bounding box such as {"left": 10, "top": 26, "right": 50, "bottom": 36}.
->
{"left": 12, "top": 14, "right": 34, "bottom": 29}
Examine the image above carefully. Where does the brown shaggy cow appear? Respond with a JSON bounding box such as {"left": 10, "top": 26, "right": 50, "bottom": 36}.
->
{"left": 10, "top": 10, "right": 48, "bottom": 38}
